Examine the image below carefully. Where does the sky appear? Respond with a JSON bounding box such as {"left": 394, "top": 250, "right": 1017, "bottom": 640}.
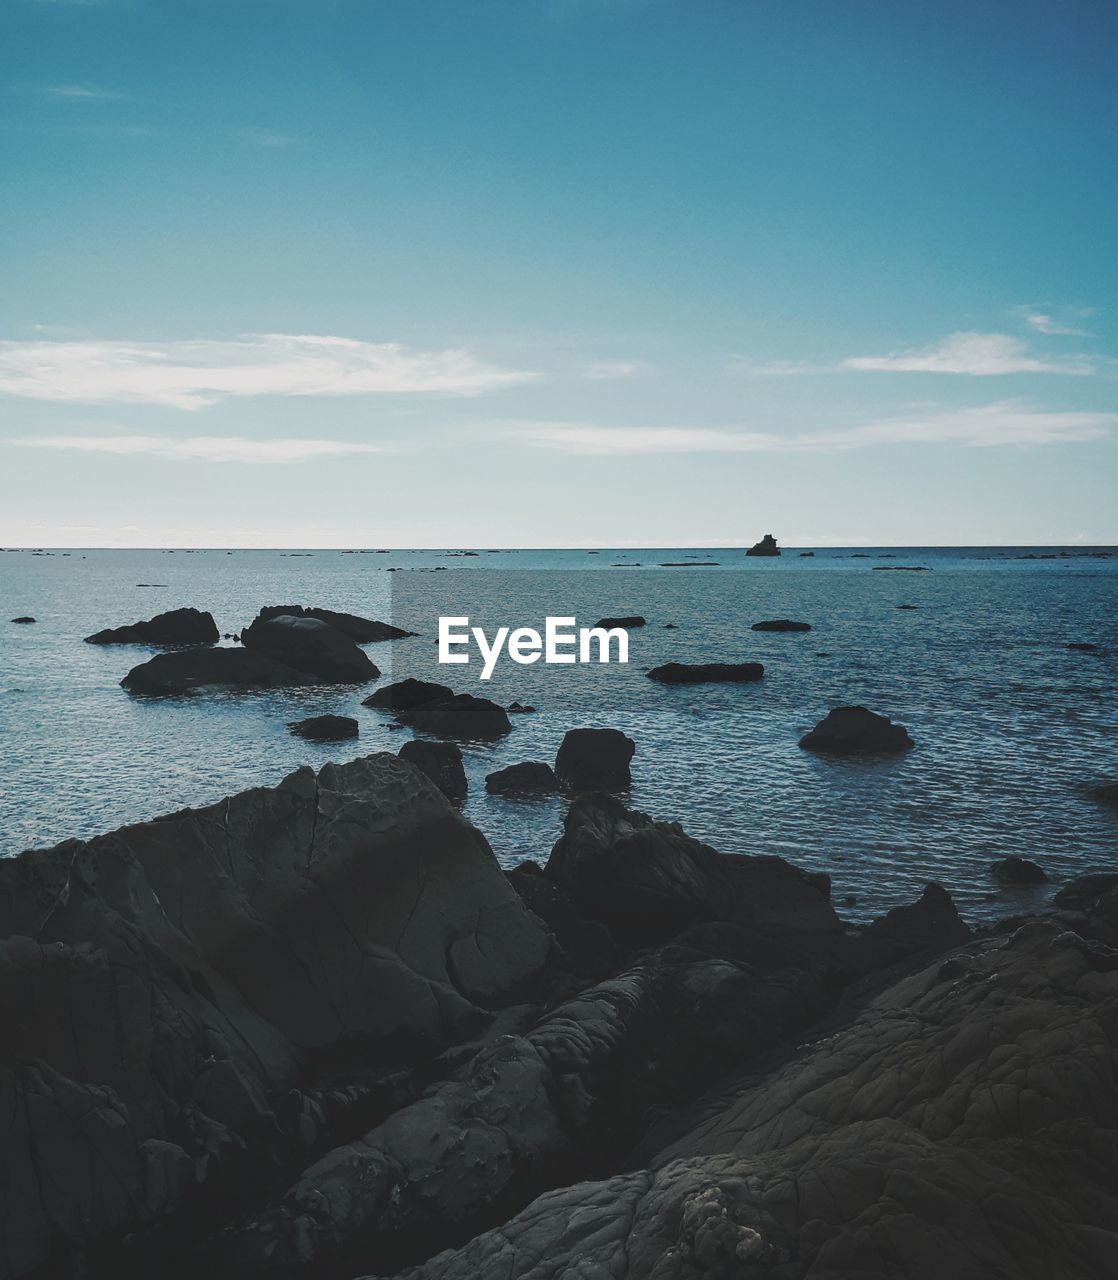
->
{"left": 1, "top": 0, "right": 1115, "bottom": 548}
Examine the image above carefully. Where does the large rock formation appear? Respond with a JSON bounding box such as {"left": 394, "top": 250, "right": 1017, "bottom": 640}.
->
{"left": 399, "top": 694, "right": 512, "bottom": 741}
{"left": 240, "top": 614, "right": 379, "bottom": 683}
{"left": 554, "top": 728, "right": 635, "bottom": 792}
{"left": 800, "top": 705, "right": 914, "bottom": 755}
{"left": 85, "top": 607, "right": 219, "bottom": 646}
{"left": 745, "top": 533, "right": 780, "bottom": 556}
{"left": 121, "top": 645, "right": 324, "bottom": 694}
{"left": 363, "top": 679, "right": 455, "bottom": 711}
{"left": 247, "top": 605, "right": 413, "bottom": 643}
{"left": 0, "top": 756, "right": 548, "bottom": 1279}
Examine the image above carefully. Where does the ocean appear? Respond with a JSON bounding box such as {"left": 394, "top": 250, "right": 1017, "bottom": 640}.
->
{"left": 2, "top": 545, "right": 1116, "bottom": 923}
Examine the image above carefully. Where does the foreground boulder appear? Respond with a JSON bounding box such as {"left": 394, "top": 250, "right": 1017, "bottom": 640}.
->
{"left": 647, "top": 661, "right": 764, "bottom": 684}
{"left": 249, "top": 604, "right": 413, "bottom": 642}
{"left": 486, "top": 761, "right": 560, "bottom": 796}
{"left": 400, "top": 694, "right": 512, "bottom": 740}
{"left": 241, "top": 613, "right": 379, "bottom": 683}
{"left": 85, "top": 606, "right": 219, "bottom": 646}
{"left": 751, "top": 618, "right": 811, "bottom": 632}
{"left": 288, "top": 714, "right": 359, "bottom": 741}
{"left": 0, "top": 755, "right": 549, "bottom": 1279}
{"left": 555, "top": 727, "right": 635, "bottom": 792}
{"left": 387, "top": 923, "right": 1118, "bottom": 1280}
{"left": 399, "top": 739, "right": 468, "bottom": 804}
{"left": 800, "top": 705, "right": 914, "bottom": 755}
{"left": 363, "top": 678, "right": 454, "bottom": 711}
{"left": 991, "top": 855, "right": 1048, "bottom": 885}
{"left": 745, "top": 533, "right": 780, "bottom": 556}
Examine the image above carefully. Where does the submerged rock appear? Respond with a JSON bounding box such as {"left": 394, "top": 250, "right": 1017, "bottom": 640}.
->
{"left": 647, "top": 661, "right": 763, "bottom": 684}
{"left": 363, "top": 678, "right": 455, "bottom": 711}
{"left": 991, "top": 855, "right": 1049, "bottom": 885}
{"left": 85, "top": 606, "right": 219, "bottom": 646}
{"left": 486, "top": 761, "right": 560, "bottom": 796}
{"left": 10, "top": 615, "right": 35, "bottom": 623}
{"left": 799, "top": 705, "right": 914, "bottom": 755}
{"left": 745, "top": 533, "right": 780, "bottom": 556}
{"left": 401, "top": 694, "right": 512, "bottom": 740}
{"left": 249, "top": 604, "right": 413, "bottom": 642}
{"left": 399, "top": 739, "right": 468, "bottom": 804}
{"left": 288, "top": 714, "right": 359, "bottom": 741}
{"left": 554, "top": 727, "right": 635, "bottom": 792}
{"left": 241, "top": 614, "right": 379, "bottom": 683}
{"left": 751, "top": 618, "right": 811, "bottom": 632}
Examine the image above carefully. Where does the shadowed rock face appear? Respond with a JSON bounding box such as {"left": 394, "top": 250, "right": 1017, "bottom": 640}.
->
{"left": 121, "top": 645, "right": 323, "bottom": 694}
{"left": 240, "top": 614, "right": 379, "bottom": 683}
{"left": 380, "top": 923, "right": 1118, "bottom": 1280}
{"left": 485, "top": 762, "right": 560, "bottom": 796}
{"left": 399, "top": 694, "right": 512, "bottom": 741}
{"left": 800, "top": 704, "right": 914, "bottom": 755}
{"left": 398, "top": 739, "right": 468, "bottom": 805}
{"left": 249, "top": 605, "right": 413, "bottom": 643}
{"left": 363, "top": 679, "right": 455, "bottom": 711}
{"left": 85, "top": 607, "right": 219, "bottom": 646}
{"left": 554, "top": 728, "right": 635, "bottom": 792}
{"left": 0, "top": 755, "right": 548, "bottom": 1279}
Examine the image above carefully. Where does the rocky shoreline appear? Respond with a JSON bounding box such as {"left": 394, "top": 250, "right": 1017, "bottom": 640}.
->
{"left": 2, "top": 751, "right": 1116, "bottom": 1279}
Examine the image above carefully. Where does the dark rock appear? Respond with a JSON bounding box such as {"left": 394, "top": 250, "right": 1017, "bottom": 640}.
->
{"left": 507, "top": 701, "right": 536, "bottom": 714}
{"left": 991, "top": 856, "right": 1048, "bottom": 885}
{"left": 745, "top": 533, "right": 780, "bottom": 556}
{"left": 1067, "top": 641, "right": 1099, "bottom": 652}
{"left": 897, "top": 603, "right": 919, "bottom": 609}
{"left": 485, "top": 762, "right": 559, "bottom": 796}
{"left": 10, "top": 615, "right": 35, "bottom": 623}
{"left": 241, "top": 614, "right": 378, "bottom": 683}
{"left": 1054, "top": 872, "right": 1118, "bottom": 912}
{"left": 249, "top": 605, "right": 413, "bottom": 642}
{"left": 799, "top": 550, "right": 815, "bottom": 556}
{"left": 401, "top": 694, "right": 512, "bottom": 741}
{"left": 750, "top": 619, "right": 811, "bottom": 632}
{"left": 85, "top": 607, "right": 219, "bottom": 646}
{"left": 1088, "top": 781, "right": 1118, "bottom": 810}
{"left": 592, "top": 615, "right": 646, "bottom": 629}
{"left": 799, "top": 705, "right": 914, "bottom": 755}
{"left": 554, "top": 728, "right": 635, "bottom": 792}
{"left": 121, "top": 646, "right": 323, "bottom": 695}
{"left": 647, "top": 661, "right": 763, "bottom": 684}
{"left": 399, "top": 739, "right": 467, "bottom": 804}
{"left": 363, "top": 679, "right": 455, "bottom": 711}
{"left": 0, "top": 755, "right": 548, "bottom": 1278}
{"left": 506, "top": 861, "right": 619, "bottom": 978}
{"left": 288, "top": 714, "right": 359, "bottom": 741}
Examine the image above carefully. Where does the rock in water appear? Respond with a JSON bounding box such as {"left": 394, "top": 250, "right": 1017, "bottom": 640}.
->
{"left": 288, "top": 714, "right": 359, "bottom": 741}
{"left": 554, "top": 727, "right": 635, "bottom": 792}
{"left": 399, "top": 739, "right": 468, "bottom": 804}
{"left": 249, "top": 604, "right": 414, "bottom": 642}
{"left": 991, "top": 856, "right": 1049, "bottom": 885}
{"left": 400, "top": 694, "right": 512, "bottom": 741}
{"left": 750, "top": 618, "right": 811, "bottom": 632}
{"left": 745, "top": 533, "right": 780, "bottom": 556}
{"left": 0, "top": 755, "right": 548, "bottom": 1278}
{"left": 486, "top": 761, "right": 560, "bottom": 796}
{"left": 647, "top": 661, "right": 763, "bottom": 684}
{"left": 363, "top": 678, "right": 455, "bottom": 710}
{"left": 593, "top": 615, "right": 646, "bottom": 629}
{"left": 241, "top": 613, "right": 379, "bottom": 683}
{"left": 10, "top": 615, "right": 35, "bottom": 623}
{"left": 84, "top": 607, "right": 219, "bottom": 646}
{"left": 121, "top": 646, "right": 323, "bottom": 694}
{"left": 799, "top": 705, "right": 914, "bottom": 755}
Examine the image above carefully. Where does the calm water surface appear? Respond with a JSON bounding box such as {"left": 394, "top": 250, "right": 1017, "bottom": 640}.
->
{"left": 2, "top": 545, "right": 1116, "bottom": 923}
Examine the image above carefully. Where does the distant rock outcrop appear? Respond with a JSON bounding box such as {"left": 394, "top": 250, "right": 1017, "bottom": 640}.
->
{"left": 647, "top": 661, "right": 764, "bottom": 684}
{"left": 592, "top": 615, "right": 646, "bottom": 629}
{"left": 799, "top": 705, "right": 914, "bottom": 755}
{"left": 240, "top": 613, "right": 379, "bottom": 683}
{"left": 745, "top": 533, "right": 780, "bottom": 556}
{"left": 554, "top": 728, "right": 635, "bottom": 792}
{"left": 751, "top": 619, "right": 811, "bottom": 632}
{"left": 85, "top": 607, "right": 219, "bottom": 646}
{"left": 10, "top": 615, "right": 35, "bottom": 624}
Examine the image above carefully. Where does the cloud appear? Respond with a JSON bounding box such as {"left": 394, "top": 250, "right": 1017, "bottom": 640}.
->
{"left": 583, "top": 360, "right": 649, "bottom": 381}
{"left": 844, "top": 331, "right": 1094, "bottom": 376}
{"left": 8, "top": 435, "right": 388, "bottom": 464}
{"left": 0, "top": 334, "right": 539, "bottom": 409}
{"left": 1019, "top": 309, "right": 1093, "bottom": 337}
{"left": 45, "top": 83, "right": 120, "bottom": 100}
{"left": 505, "top": 403, "right": 1116, "bottom": 455}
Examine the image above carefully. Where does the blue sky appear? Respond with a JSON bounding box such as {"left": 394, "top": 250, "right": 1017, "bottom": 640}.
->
{"left": 1, "top": 0, "right": 1115, "bottom": 546}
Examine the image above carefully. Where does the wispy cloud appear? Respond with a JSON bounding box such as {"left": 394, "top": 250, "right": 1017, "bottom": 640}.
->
{"left": 0, "top": 334, "right": 539, "bottom": 409}
{"left": 45, "top": 83, "right": 120, "bottom": 100}
{"left": 9, "top": 435, "right": 388, "bottom": 464}
{"left": 844, "top": 331, "right": 1095, "bottom": 376}
{"left": 1018, "top": 307, "right": 1093, "bottom": 338}
{"left": 583, "top": 359, "right": 649, "bottom": 381}
{"left": 505, "top": 403, "right": 1116, "bottom": 455}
